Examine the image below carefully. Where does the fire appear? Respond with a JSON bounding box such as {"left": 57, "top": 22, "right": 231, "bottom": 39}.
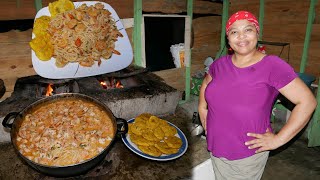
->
{"left": 99, "top": 77, "right": 123, "bottom": 89}
{"left": 45, "top": 83, "right": 54, "bottom": 96}
{"left": 116, "top": 81, "right": 123, "bottom": 88}
{"left": 100, "top": 81, "right": 107, "bottom": 88}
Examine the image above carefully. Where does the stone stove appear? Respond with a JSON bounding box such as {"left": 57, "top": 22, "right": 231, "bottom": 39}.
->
{"left": 0, "top": 66, "right": 191, "bottom": 178}
{"left": 0, "top": 66, "right": 182, "bottom": 120}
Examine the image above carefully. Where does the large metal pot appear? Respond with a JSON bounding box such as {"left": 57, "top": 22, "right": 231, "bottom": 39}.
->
{"left": 2, "top": 93, "right": 128, "bottom": 177}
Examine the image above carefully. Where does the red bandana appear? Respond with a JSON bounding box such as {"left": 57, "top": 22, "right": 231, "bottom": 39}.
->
{"left": 226, "top": 11, "right": 260, "bottom": 35}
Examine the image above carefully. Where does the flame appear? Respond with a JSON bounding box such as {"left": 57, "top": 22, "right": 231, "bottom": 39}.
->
{"left": 100, "top": 81, "right": 107, "bottom": 88}
{"left": 45, "top": 83, "right": 54, "bottom": 96}
{"left": 99, "top": 78, "right": 123, "bottom": 89}
{"left": 116, "top": 81, "right": 123, "bottom": 88}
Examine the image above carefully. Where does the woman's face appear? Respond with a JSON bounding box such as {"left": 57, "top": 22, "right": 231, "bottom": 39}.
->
{"left": 227, "top": 19, "right": 258, "bottom": 55}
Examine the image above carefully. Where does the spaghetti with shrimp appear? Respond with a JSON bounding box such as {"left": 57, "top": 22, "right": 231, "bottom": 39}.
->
{"left": 48, "top": 3, "right": 122, "bottom": 67}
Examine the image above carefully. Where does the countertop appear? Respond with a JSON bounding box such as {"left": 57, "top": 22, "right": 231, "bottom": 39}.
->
{"left": 0, "top": 106, "right": 210, "bottom": 180}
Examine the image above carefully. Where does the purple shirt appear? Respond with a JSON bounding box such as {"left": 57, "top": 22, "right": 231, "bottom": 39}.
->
{"left": 205, "top": 55, "right": 297, "bottom": 160}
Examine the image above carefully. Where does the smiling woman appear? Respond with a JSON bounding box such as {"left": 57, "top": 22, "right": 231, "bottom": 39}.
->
{"left": 198, "top": 10, "right": 317, "bottom": 180}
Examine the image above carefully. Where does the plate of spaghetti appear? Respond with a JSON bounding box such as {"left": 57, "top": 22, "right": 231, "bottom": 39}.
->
{"left": 31, "top": 1, "right": 133, "bottom": 79}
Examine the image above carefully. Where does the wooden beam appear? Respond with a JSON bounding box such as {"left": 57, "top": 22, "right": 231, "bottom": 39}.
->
{"left": 134, "top": 0, "right": 143, "bottom": 67}
{"left": 300, "top": 0, "right": 317, "bottom": 73}
{"left": 215, "top": 0, "right": 228, "bottom": 59}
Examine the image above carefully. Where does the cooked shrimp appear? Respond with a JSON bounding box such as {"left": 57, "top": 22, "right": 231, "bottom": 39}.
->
{"left": 95, "top": 40, "right": 106, "bottom": 51}
{"left": 112, "top": 49, "right": 121, "bottom": 55}
{"left": 94, "top": 3, "right": 104, "bottom": 10}
{"left": 88, "top": 6, "right": 99, "bottom": 17}
{"left": 79, "top": 57, "right": 94, "bottom": 67}
{"left": 75, "top": 23, "right": 86, "bottom": 33}
{"left": 66, "top": 19, "right": 77, "bottom": 29}
{"left": 75, "top": 10, "right": 83, "bottom": 21}
{"left": 57, "top": 38, "right": 68, "bottom": 48}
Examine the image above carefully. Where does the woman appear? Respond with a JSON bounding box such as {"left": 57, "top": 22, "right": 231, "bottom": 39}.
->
{"left": 198, "top": 11, "right": 317, "bottom": 180}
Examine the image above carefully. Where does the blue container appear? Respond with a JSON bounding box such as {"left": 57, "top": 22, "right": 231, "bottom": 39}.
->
{"left": 296, "top": 72, "right": 316, "bottom": 87}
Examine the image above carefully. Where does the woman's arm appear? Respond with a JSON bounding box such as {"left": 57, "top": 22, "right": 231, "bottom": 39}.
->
{"left": 275, "top": 77, "right": 317, "bottom": 144}
{"left": 198, "top": 74, "right": 212, "bottom": 131}
{"left": 246, "top": 77, "right": 317, "bottom": 152}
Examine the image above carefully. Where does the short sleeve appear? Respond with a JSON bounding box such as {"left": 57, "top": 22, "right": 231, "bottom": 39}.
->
{"left": 268, "top": 56, "right": 298, "bottom": 90}
{"left": 208, "top": 62, "right": 215, "bottom": 78}
{"left": 208, "top": 55, "right": 228, "bottom": 78}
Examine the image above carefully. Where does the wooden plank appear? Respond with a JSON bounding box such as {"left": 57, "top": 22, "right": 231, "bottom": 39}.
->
{"left": 0, "top": 42, "right": 31, "bottom": 59}
{"left": 192, "top": 16, "right": 221, "bottom": 49}
{"left": 154, "top": 68, "right": 186, "bottom": 91}
{"left": 0, "top": 0, "right": 37, "bottom": 20}
{"left": 143, "top": 0, "right": 222, "bottom": 15}
{"left": 0, "top": 0, "right": 134, "bottom": 20}
{"left": 229, "top": 0, "right": 312, "bottom": 25}
{"left": 153, "top": 63, "right": 206, "bottom": 92}
{"left": 262, "top": 24, "right": 320, "bottom": 43}
{"left": 0, "top": 29, "right": 32, "bottom": 43}
{"left": 0, "top": 0, "right": 223, "bottom": 20}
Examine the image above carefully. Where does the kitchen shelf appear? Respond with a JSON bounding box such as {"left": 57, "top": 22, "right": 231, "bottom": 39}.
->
{"left": 258, "top": 40, "right": 290, "bottom": 62}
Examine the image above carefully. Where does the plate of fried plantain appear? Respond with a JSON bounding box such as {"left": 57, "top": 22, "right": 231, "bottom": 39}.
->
{"left": 121, "top": 114, "right": 188, "bottom": 161}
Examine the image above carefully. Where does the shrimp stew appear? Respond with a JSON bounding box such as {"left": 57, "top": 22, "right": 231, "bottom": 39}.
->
{"left": 16, "top": 98, "right": 115, "bottom": 166}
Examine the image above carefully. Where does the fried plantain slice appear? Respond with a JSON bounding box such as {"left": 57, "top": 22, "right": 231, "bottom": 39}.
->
{"left": 49, "top": 0, "right": 75, "bottom": 17}
{"left": 154, "top": 142, "right": 179, "bottom": 155}
{"left": 29, "top": 34, "right": 54, "bottom": 61}
{"left": 130, "top": 134, "right": 151, "bottom": 147}
{"left": 128, "top": 123, "right": 133, "bottom": 135}
{"left": 164, "top": 136, "right": 182, "bottom": 149}
{"left": 160, "top": 123, "right": 177, "bottom": 137}
{"left": 146, "top": 116, "right": 162, "bottom": 130}
{"left": 130, "top": 121, "right": 147, "bottom": 136}
{"left": 138, "top": 145, "right": 162, "bottom": 157}
{"left": 142, "top": 129, "right": 159, "bottom": 141}
{"left": 135, "top": 113, "right": 153, "bottom": 124}
{"left": 33, "top": 15, "right": 51, "bottom": 37}
{"left": 153, "top": 126, "right": 165, "bottom": 140}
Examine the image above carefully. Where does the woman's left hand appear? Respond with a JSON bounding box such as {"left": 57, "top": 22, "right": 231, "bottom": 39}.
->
{"left": 245, "top": 128, "right": 283, "bottom": 153}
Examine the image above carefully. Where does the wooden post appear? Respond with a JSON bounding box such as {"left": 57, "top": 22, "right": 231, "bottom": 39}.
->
{"left": 34, "top": 0, "right": 42, "bottom": 12}
{"left": 307, "top": 79, "right": 320, "bottom": 147}
{"left": 183, "top": 0, "right": 193, "bottom": 102}
{"left": 133, "top": 0, "right": 143, "bottom": 67}
{"left": 258, "top": 0, "right": 264, "bottom": 40}
{"left": 300, "top": 0, "right": 317, "bottom": 73}
{"left": 215, "top": 0, "right": 228, "bottom": 59}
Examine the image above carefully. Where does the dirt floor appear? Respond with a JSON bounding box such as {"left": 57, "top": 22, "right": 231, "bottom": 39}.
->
{"left": 262, "top": 137, "right": 320, "bottom": 180}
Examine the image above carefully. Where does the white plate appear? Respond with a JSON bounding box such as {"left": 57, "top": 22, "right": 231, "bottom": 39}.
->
{"left": 31, "top": 1, "right": 133, "bottom": 79}
{"left": 122, "top": 118, "right": 188, "bottom": 161}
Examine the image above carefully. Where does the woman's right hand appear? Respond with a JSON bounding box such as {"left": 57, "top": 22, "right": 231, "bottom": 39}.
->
{"left": 198, "top": 73, "right": 212, "bottom": 133}
{"left": 198, "top": 108, "right": 208, "bottom": 132}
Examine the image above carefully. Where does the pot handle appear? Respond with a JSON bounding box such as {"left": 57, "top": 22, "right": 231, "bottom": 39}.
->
{"left": 116, "top": 118, "right": 128, "bottom": 135}
{"left": 2, "top": 112, "right": 19, "bottom": 129}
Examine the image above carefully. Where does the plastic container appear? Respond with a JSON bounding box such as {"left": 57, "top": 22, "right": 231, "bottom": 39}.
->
{"left": 296, "top": 72, "right": 316, "bottom": 88}
{"left": 191, "top": 71, "right": 205, "bottom": 96}
{"left": 170, "top": 43, "right": 185, "bottom": 68}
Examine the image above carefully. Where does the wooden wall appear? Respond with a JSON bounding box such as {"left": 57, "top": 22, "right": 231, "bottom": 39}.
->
{"left": 228, "top": 0, "right": 320, "bottom": 81}
{"left": 0, "top": 0, "right": 319, "bottom": 101}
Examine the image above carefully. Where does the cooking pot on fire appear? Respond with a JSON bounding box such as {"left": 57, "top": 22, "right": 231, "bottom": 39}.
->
{"left": 2, "top": 93, "right": 128, "bottom": 177}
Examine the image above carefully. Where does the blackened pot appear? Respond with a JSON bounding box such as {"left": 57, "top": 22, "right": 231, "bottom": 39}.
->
{"left": 2, "top": 93, "right": 128, "bottom": 177}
